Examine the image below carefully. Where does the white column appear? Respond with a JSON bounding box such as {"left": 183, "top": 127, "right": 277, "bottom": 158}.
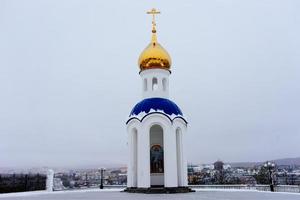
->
{"left": 127, "top": 128, "right": 139, "bottom": 187}
{"left": 127, "top": 129, "right": 133, "bottom": 187}
{"left": 176, "top": 129, "right": 182, "bottom": 186}
{"left": 157, "top": 77, "right": 163, "bottom": 94}
{"left": 181, "top": 129, "right": 188, "bottom": 186}
{"left": 137, "top": 125, "right": 150, "bottom": 188}
{"left": 133, "top": 129, "right": 138, "bottom": 187}
{"left": 46, "top": 169, "right": 54, "bottom": 192}
{"left": 164, "top": 126, "right": 178, "bottom": 187}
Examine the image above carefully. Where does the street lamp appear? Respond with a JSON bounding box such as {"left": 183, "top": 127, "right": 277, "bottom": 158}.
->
{"left": 98, "top": 168, "right": 106, "bottom": 189}
{"left": 263, "top": 161, "right": 275, "bottom": 192}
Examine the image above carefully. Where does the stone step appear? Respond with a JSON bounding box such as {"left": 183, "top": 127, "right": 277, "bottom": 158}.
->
{"left": 124, "top": 187, "right": 195, "bottom": 194}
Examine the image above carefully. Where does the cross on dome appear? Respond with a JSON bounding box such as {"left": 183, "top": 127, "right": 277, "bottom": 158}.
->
{"left": 147, "top": 8, "right": 160, "bottom": 33}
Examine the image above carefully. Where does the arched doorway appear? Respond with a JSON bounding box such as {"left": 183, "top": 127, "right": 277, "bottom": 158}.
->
{"left": 149, "top": 125, "right": 164, "bottom": 186}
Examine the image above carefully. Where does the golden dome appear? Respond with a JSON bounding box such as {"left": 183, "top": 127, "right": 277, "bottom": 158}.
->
{"left": 138, "top": 9, "right": 171, "bottom": 72}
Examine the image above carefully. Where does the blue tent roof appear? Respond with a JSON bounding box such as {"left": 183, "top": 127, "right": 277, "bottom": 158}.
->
{"left": 130, "top": 98, "right": 183, "bottom": 116}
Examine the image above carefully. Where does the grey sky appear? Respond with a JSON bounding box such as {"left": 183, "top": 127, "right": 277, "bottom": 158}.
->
{"left": 0, "top": 0, "right": 299, "bottom": 168}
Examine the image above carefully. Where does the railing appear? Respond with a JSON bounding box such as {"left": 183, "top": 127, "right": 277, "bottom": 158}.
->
{"left": 189, "top": 184, "right": 300, "bottom": 193}
{"left": 189, "top": 184, "right": 256, "bottom": 190}
{"left": 256, "top": 185, "right": 300, "bottom": 193}
{"left": 53, "top": 184, "right": 126, "bottom": 191}
{"left": 54, "top": 184, "right": 300, "bottom": 193}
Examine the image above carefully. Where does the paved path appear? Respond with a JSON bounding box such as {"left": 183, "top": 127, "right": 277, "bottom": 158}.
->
{"left": 1, "top": 189, "right": 300, "bottom": 200}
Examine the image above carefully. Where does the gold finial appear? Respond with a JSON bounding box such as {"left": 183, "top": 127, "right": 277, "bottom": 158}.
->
{"left": 147, "top": 8, "right": 160, "bottom": 34}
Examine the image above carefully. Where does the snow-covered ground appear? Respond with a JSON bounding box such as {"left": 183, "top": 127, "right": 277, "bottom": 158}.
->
{"left": 0, "top": 189, "right": 300, "bottom": 200}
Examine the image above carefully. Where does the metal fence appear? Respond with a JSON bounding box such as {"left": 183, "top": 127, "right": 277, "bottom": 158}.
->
{"left": 189, "top": 184, "right": 300, "bottom": 193}
{"left": 189, "top": 184, "right": 256, "bottom": 190}
{"left": 256, "top": 185, "right": 300, "bottom": 193}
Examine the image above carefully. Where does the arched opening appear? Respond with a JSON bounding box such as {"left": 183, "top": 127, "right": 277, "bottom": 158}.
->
{"left": 162, "top": 78, "right": 167, "bottom": 91}
{"left": 143, "top": 78, "right": 147, "bottom": 91}
{"left": 132, "top": 128, "right": 138, "bottom": 187}
{"left": 152, "top": 77, "right": 158, "bottom": 91}
{"left": 176, "top": 128, "right": 183, "bottom": 186}
{"left": 149, "top": 125, "right": 164, "bottom": 187}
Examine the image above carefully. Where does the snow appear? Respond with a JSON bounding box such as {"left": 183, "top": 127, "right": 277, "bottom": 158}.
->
{"left": 0, "top": 189, "right": 300, "bottom": 200}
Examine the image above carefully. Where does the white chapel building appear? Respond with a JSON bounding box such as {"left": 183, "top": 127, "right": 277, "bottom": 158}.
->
{"left": 125, "top": 9, "right": 191, "bottom": 193}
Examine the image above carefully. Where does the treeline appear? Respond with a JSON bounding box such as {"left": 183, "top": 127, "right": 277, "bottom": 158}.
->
{"left": 0, "top": 174, "right": 46, "bottom": 193}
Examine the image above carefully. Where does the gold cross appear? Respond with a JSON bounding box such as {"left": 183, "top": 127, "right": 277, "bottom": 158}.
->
{"left": 147, "top": 8, "right": 160, "bottom": 32}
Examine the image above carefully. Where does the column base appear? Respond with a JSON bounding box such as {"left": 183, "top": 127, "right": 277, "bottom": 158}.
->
{"left": 123, "top": 187, "right": 195, "bottom": 194}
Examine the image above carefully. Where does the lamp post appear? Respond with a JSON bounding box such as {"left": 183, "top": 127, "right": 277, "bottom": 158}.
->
{"left": 99, "top": 168, "right": 105, "bottom": 189}
{"left": 263, "top": 161, "right": 275, "bottom": 192}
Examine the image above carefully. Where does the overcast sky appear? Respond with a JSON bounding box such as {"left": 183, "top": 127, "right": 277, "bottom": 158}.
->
{"left": 0, "top": 0, "right": 299, "bottom": 168}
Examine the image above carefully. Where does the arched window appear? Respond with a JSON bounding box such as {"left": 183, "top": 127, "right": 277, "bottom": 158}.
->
{"left": 144, "top": 79, "right": 147, "bottom": 91}
{"left": 152, "top": 77, "right": 158, "bottom": 91}
{"left": 162, "top": 78, "right": 167, "bottom": 91}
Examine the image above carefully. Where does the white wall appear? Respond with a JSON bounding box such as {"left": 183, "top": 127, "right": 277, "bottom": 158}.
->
{"left": 127, "top": 114, "right": 188, "bottom": 188}
{"left": 140, "top": 69, "right": 170, "bottom": 99}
